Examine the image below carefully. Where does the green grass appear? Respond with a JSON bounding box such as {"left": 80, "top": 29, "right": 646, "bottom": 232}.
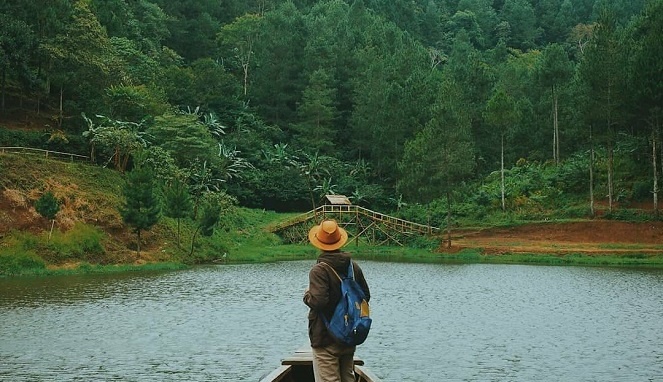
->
{"left": 3, "top": 152, "right": 663, "bottom": 276}
{"left": 45, "top": 262, "right": 188, "bottom": 276}
{"left": 447, "top": 251, "right": 663, "bottom": 267}
{"left": 44, "top": 223, "right": 106, "bottom": 262}
{"left": 598, "top": 243, "right": 663, "bottom": 250}
{"left": 0, "top": 248, "right": 47, "bottom": 276}
{"left": 315, "top": 245, "right": 663, "bottom": 268}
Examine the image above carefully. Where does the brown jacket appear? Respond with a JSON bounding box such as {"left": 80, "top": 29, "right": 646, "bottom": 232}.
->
{"left": 303, "top": 250, "right": 371, "bottom": 348}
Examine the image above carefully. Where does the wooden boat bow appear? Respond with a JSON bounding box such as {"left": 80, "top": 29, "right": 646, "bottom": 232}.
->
{"left": 259, "top": 347, "right": 381, "bottom": 382}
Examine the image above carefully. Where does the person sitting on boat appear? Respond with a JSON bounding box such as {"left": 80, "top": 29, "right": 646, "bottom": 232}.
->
{"left": 303, "top": 219, "right": 371, "bottom": 382}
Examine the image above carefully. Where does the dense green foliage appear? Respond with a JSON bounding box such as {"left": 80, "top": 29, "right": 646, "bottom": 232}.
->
{"left": 1, "top": 0, "right": 661, "bottom": 221}
{"left": 163, "top": 177, "right": 193, "bottom": 247}
{"left": 34, "top": 191, "right": 61, "bottom": 239}
{"left": 120, "top": 164, "right": 161, "bottom": 254}
{"left": 34, "top": 192, "right": 60, "bottom": 220}
{"left": 4, "top": 150, "right": 663, "bottom": 277}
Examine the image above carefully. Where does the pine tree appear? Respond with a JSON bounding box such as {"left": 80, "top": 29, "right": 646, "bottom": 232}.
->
{"left": 536, "top": 43, "right": 573, "bottom": 164}
{"left": 163, "top": 177, "right": 192, "bottom": 249}
{"left": 579, "top": 9, "right": 626, "bottom": 212}
{"left": 35, "top": 191, "right": 60, "bottom": 240}
{"left": 631, "top": 0, "right": 663, "bottom": 215}
{"left": 291, "top": 69, "right": 337, "bottom": 154}
{"left": 484, "top": 88, "right": 520, "bottom": 212}
{"left": 397, "top": 80, "right": 475, "bottom": 248}
{"left": 120, "top": 165, "right": 161, "bottom": 256}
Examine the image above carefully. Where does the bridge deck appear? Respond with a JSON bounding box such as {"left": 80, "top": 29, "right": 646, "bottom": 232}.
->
{"left": 270, "top": 205, "right": 439, "bottom": 246}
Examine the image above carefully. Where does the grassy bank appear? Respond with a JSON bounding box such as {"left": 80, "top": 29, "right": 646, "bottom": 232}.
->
{"left": 5, "top": 229, "right": 663, "bottom": 277}
{"left": 237, "top": 243, "right": 663, "bottom": 268}
{"left": 3, "top": 152, "right": 663, "bottom": 277}
{"left": 348, "top": 247, "right": 663, "bottom": 268}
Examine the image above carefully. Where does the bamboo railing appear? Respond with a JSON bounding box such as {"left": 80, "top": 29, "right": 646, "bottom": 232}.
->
{"left": 270, "top": 204, "right": 439, "bottom": 246}
{"left": 0, "top": 146, "right": 88, "bottom": 161}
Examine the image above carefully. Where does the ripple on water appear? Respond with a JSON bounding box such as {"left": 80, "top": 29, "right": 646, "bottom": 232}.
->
{"left": 1, "top": 262, "right": 663, "bottom": 381}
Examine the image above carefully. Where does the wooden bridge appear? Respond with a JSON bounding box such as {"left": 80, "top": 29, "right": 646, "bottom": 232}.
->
{"left": 269, "top": 204, "right": 440, "bottom": 247}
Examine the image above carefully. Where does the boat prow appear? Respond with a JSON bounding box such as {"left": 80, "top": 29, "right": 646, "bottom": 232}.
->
{"left": 260, "top": 347, "right": 381, "bottom": 382}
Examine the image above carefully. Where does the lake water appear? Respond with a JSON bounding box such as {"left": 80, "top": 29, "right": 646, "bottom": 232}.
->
{"left": 1, "top": 261, "right": 662, "bottom": 381}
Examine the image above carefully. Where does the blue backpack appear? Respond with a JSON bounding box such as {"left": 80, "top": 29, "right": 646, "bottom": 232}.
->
{"left": 321, "top": 262, "right": 372, "bottom": 346}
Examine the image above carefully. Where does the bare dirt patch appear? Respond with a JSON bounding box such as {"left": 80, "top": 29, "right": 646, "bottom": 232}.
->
{"left": 0, "top": 190, "right": 43, "bottom": 233}
{"left": 446, "top": 221, "right": 663, "bottom": 255}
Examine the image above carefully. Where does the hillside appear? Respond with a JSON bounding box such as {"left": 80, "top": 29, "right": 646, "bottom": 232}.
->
{"left": 3, "top": 151, "right": 663, "bottom": 274}
{"left": 0, "top": 151, "right": 322, "bottom": 276}
{"left": 1, "top": 0, "right": 659, "bottom": 217}
{"left": 0, "top": 152, "right": 170, "bottom": 265}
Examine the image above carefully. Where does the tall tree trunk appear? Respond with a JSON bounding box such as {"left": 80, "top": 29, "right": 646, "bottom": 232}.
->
{"left": 241, "top": 46, "right": 252, "bottom": 97}
{"left": 501, "top": 133, "right": 505, "bottom": 212}
{"left": 660, "top": 126, "right": 663, "bottom": 208}
{"left": 659, "top": 123, "right": 663, "bottom": 217}
{"left": 589, "top": 125, "right": 595, "bottom": 217}
{"left": 306, "top": 175, "right": 317, "bottom": 219}
{"left": 1, "top": 64, "right": 5, "bottom": 112}
{"left": 554, "top": 87, "right": 560, "bottom": 164}
{"left": 58, "top": 85, "right": 64, "bottom": 128}
{"left": 608, "top": 139, "right": 614, "bottom": 212}
{"left": 121, "top": 153, "right": 130, "bottom": 172}
{"left": 114, "top": 147, "right": 121, "bottom": 171}
{"left": 552, "top": 98, "right": 556, "bottom": 162}
{"left": 653, "top": 130, "right": 659, "bottom": 217}
{"left": 190, "top": 226, "right": 201, "bottom": 256}
{"left": 607, "top": 82, "right": 614, "bottom": 212}
{"left": 446, "top": 191, "right": 452, "bottom": 249}
{"left": 243, "top": 63, "right": 249, "bottom": 96}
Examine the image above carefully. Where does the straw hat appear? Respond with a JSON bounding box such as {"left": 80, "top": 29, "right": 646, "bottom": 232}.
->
{"left": 308, "top": 219, "right": 348, "bottom": 251}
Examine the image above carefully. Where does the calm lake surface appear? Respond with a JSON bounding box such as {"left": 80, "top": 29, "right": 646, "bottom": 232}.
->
{"left": 1, "top": 261, "right": 662, "bottom": 381}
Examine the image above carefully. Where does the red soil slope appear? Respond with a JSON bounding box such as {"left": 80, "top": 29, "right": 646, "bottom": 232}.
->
{"left": 447, "top": 221, "right": 663, "bottom": 255}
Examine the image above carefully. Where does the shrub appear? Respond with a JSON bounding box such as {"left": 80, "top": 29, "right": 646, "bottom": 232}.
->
{"left": 35, "top": 191, "right": 60, "bottom": 220}
{"left": 0, "top": 248, "right": 46, "bottom": 276}
{"left": 406, "top": 235, "right": 439, "bottom": 250}
{"left": 631, "top": 180, "right": 652, "bottom": 202}
{"left": 46, "top": 223, "right": 106, "bottom": 262}
{"left": 559, "top": 205, "right": 593, "bottom": 219}
{"left": 604, "top": 208, "right": 653, "bottom": 222}
{"left": 396, "top": 203, "right": 443, "bottom": 227}
{"left": 0, "top": 127, "right": 88, "bottom": 156}
{"left": 185, "top": 238, "right": 229, "bottom": 264}
{"left": 4, "top": 230, "right": 40, "bottom": 251}
{"left": 0, "top": 128, "right": 44, "bottom": 147}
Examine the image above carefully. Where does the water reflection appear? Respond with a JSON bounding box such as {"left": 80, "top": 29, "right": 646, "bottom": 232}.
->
{"left": 1, "top": 262, "right": 662, "bottom": 381}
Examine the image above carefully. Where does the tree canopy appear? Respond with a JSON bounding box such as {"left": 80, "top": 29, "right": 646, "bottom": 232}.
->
{"left": 0, "top": 0, "right": 659, "bottom": 217}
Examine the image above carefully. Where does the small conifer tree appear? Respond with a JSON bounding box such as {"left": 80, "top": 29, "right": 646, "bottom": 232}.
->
{"left": 163, "top": 177, "right": 192, "bottom": 248}
{"left": 120, "top": 165, "right": 161, "bottom": 256}
{"left": 35, "top": 191, "right": 60, "bottom": 240}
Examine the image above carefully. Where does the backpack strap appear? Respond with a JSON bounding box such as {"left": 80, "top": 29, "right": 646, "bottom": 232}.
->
{"left": 320, "top": 261, "right": 355, "bottom": 281}
{"left": 319, "top": 261, "right": 342, "bottom": 282}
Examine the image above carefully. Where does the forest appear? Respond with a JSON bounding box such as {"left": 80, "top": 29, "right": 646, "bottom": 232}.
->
{"left": 1, "top": 0, "right": 661, "bottom": 227}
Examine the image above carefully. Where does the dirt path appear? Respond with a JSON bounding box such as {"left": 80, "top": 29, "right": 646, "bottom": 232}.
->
{"left": 444, "top": 221, "right": 663, "bottom": 255}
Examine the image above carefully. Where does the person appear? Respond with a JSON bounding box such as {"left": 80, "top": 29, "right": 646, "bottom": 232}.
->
{"left": 303, "top": 219, "right": 371, "bottom": 382}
